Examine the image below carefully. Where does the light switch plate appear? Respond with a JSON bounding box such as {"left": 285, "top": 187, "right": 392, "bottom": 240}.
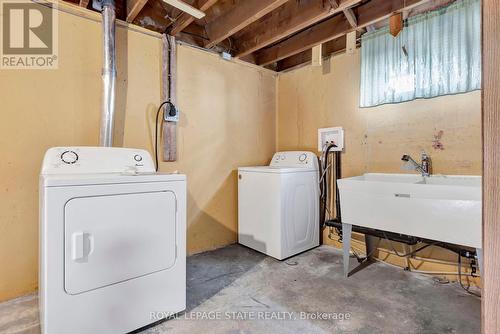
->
{"left": 318, "top": 127, "right": 344, "bottom": 152}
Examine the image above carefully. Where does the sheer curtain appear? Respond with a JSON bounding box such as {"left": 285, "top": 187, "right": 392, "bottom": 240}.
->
{"left": 359, "top": 0, "right": 481, "bottom": 108}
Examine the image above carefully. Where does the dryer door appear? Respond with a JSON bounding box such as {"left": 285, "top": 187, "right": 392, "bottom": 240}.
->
{"left": 64, "top": 191, "right": 177, "bottom": 295}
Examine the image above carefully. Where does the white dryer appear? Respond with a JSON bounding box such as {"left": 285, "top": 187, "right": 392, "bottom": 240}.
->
{"left": 39, "top": 147, "right": 186, "bottom": 334}
{"left": 238, "top": 151, "right": 319, "bottom": 260}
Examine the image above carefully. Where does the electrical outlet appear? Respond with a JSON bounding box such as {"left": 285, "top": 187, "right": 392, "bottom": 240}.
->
{"left": 164, "top": 104, "right": 180, "bottom": 122}
{"left": 318, "top": 127, "right": 344, "bottom": 152}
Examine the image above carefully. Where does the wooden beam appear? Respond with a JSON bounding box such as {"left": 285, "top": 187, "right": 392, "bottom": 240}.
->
{"left": 343, "top": 8, "right": 357, "bottom": 28}
{"left": 204, "top": 0, "right": 289, "bottom": 49}
{"left": 169, "top": 0, "right": 218, "bottom": 36}
{"left": 127, "top": 0, "right": 149, "bottom": 23}
{"left": 483, "top": 1, "right": 500, "bottom": 333}
{"left": 79, "top": 0, "right": 90, "bottom": 8}
{"left": 276, "top": 36, "right": 347, "bottom": 72}
{"left": 234, "top": 0, "right": 362, "bottom": 58}
{"left": 255, "top": 0, "right": 431, "bottom": 65}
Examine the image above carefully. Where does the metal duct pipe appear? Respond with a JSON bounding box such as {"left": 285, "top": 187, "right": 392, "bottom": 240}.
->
{"left": 99, "top": 0, "right": 116, "bottom": 147}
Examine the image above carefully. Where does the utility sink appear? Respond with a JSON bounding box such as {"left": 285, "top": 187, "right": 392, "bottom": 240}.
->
{"left": 337, "top": 173, "right": 482, "bottom": 249}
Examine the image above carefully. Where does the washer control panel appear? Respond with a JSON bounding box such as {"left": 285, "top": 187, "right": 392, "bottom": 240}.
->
{"left": 270, "top": 151, "right": 318, "bottom": 170}
{"left": 41, "top": 147, "right": 155, "bottom": 175}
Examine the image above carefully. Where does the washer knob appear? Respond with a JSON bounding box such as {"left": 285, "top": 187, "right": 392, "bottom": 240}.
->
{"left": 61, "top": 150, "right": 78, "bottom": 164}
{"left": 299, "top": 153, "right": 307, "bottom": 162}
{"left": 134, "top": 154, "right": 143, "bottom": 162}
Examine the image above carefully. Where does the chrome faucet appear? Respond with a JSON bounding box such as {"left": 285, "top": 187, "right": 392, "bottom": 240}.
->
{"left": 401, "top": 152, "right": 431, "bottom": 177}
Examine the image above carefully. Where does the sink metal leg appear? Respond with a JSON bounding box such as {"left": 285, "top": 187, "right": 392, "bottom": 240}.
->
{"left": 342, "top": 223, "right": 352, "bottom": 278}
{"left": 476, "top": 248, "right": 483, "bottom": 277}
{"left": 365, "top": 234, "right": 379, "bottom": 261}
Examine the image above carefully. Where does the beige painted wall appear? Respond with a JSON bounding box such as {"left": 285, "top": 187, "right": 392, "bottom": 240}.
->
{"left": 277, "top": 50, "right": 482, "bottom": 281}
{"left": 0, "top": 5, "right": 276, "bottom": 301}
{"left": 0, "top": 3, "right": 481, "bottom": 302}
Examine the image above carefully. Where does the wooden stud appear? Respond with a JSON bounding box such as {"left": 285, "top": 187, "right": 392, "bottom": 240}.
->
{"left": 389, "top": 12, "right": 403, "bottom": 37}
{"left": 311, "top": 44, "right": 322, "bottom": 66}
{"left": 234, "top": 0, "right": 362, "bottom": 58}
{"left": 169, "top": 0, "right": 218, "bottom": 36}
{"left": 346, "top": 30, "right": 356, "bottom": 54}
{"left": 161, "top": 35, "right": 177, "bottom": 162}
{"left": 126, "top": 0, "right": 149, "bottom": 23}
{"left": 255, "top": 0, "right": 431, "bottom": 66}
{"left": 482, "top": 1, "right": 500, "bottom": 332}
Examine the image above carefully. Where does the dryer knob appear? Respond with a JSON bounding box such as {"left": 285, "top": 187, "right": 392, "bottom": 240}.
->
{"left": 299, "top": 153, "right": 307, "bottom": 162}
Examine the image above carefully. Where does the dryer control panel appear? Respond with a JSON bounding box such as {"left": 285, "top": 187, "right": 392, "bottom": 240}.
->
{"left": 270, "top": 151, "right": 318, "bottom": 170}
{"left": 41, "top": 147, "right": 155, "bottom": 175}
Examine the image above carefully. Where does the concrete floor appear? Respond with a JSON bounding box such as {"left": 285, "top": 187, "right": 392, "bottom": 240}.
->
{"left": 1, "top": 245, "right": 480, "bottom": 334}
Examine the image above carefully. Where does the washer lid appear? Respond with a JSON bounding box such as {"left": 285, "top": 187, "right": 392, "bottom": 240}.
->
{"left": 41, "top": 172, "right": 186, "bottom": 187}
{"left": 238, "top": 166, "right": 316, "bottom": 174}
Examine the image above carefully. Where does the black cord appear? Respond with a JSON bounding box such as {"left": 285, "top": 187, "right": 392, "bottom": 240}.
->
{"left": 458, "top": 253, "right": 481, "bottom": 297}
{"left": 155, "top": 101, "right": 172, "bottom": 171}
{"left": 381, "top": 233, "right": 438, "bottom": 258}
{"left": 166, "top": 36, "right": 172, "bottom": 101}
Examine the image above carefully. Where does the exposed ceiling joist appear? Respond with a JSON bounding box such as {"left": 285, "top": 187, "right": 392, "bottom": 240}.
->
{"left": 79, "top": 0, "right": 90, "bottom": 8}
{"left": 234, "top": 0, "right": 362, "bottom": 58}
{"left": 256, "top": 14, "right": 350, "bottom": 66}
{"left": 169, "top": 0, "right": 219, "bottom": 36}
{"left": 255, "top": 0, "right": 432, "bottom": 66}
{"left": 126, "top": 0, "right": 149, "bottom": 23}
{"left": 276, "top": 36, "right": 347, "bottom": 72}
{"left": 204, "top": 0, "right": 290, "bottom": 49}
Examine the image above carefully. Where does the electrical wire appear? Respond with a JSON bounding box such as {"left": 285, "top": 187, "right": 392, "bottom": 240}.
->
{"left": 154, "top": 101, "right": 173, "bottom": 171}
{"left": 382, "top": 233, "right": 438, "bottom": 258}
{"left": 458, "top": 253, "right": 481, "bottom": 297}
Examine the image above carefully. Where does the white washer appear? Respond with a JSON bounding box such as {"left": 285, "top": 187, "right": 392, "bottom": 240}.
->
{"left": 238, "top": 151, "right": 319, "bottom": 260}
{"left": 39, "top": 147, "right": 186, "bottom": 334}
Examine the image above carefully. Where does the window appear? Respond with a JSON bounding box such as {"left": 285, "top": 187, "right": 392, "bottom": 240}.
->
{"left": 359, "top": 0, "right": 481, "bottom": 108}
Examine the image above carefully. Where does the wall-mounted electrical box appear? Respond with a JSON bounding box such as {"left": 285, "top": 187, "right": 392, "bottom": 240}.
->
{"left": 164, "top": 104, "right": 180, "bottom": 122}
{"left": 318, "top": 127, "right": 344, "bottom": 152}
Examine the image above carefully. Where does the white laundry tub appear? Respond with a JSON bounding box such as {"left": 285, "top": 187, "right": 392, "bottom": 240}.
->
{"left": 337, "top": 173, "right": 482, "bottom": 249}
